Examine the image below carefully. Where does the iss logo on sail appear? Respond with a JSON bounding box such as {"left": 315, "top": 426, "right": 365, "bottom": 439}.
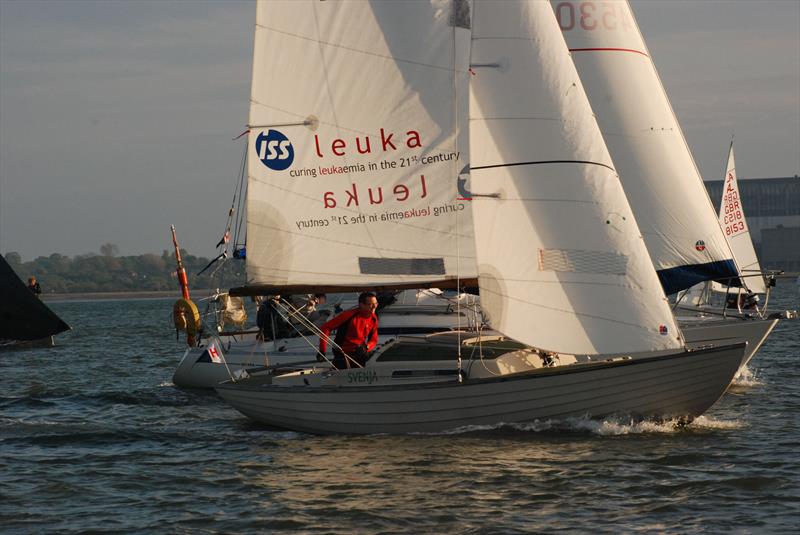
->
{"left": 255, "top": 130, "right": 294, "bottom": 171}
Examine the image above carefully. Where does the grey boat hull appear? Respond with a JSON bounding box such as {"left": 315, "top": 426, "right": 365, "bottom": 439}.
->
{"left": 680, "top": 317, "right": 778, "bottom": 369}
{"left": 216, "top": 343, "right": 745, "bottom": 435}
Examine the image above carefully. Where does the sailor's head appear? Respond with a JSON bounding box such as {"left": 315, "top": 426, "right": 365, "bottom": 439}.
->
{"left": 358, "top": 292, "right": 378, "bottom": 315}
{"left": 28, "top": 276, "right": 36, "bottom": 284}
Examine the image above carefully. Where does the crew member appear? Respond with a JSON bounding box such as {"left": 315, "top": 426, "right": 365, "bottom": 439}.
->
{"left": 27, "top": 276, "right": 42, "bottom": 297}
{"left": 288, "top": 293, "right": 330, "bottom": 328}
{"left": 318, "top": 292, "right": 378, "bottom": 368}
{"left": 306, "top": 293, "right": 331, "bottom": 327}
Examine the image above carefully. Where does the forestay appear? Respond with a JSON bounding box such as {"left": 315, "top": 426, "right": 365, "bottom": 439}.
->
{"left": 553, "top": 0, "right": 738, "bottom": 295}
{"left": 469, "top": 0, "right": 681, "bottom": 355}
{"left": 246, "top": 0, "right": 475, "bottom": 290}
{"left": 718, "top": 142, "right": 766, "bottom": 294}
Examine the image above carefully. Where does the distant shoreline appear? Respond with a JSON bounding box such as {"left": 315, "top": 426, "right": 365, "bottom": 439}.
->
{"left": 41, "top": 290, "right": 218, "bottom": 302}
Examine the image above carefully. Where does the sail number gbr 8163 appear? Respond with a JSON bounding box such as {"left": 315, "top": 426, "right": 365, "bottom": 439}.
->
{"left": 722, "top": 178, "right": 747, "bottom": 236}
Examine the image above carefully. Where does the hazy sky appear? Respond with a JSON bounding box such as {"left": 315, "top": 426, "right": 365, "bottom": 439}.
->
{"left": 1, "top": 0, "right": 798, "bottom": 261}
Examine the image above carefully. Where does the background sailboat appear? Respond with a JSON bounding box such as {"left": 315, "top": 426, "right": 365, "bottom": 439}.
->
{"left": 1, "top": 255, "right": 70, "bottom": 347}
{"left": 675, "top": 142, "right": 797, "bottom": 369}
{"left": 679, "top": 141, "right": 769, "bottom": 309}
{"left": 717, "top": 141, "right": 767, "bottom": 295}
{"left": 553, "top": 0, "right": 739, "bottom": 295}
{"left": 552, "top": 0, "right": 787, "bottom": 370}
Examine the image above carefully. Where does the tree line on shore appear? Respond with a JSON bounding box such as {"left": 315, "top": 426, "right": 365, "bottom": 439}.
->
{"left": 4, "top": 247, "right": 245, "bottom": 294}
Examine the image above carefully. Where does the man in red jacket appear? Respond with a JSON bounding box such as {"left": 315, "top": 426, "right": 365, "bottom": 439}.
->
{"left": 319, "top": 292, "right": 379, "bottom": 368}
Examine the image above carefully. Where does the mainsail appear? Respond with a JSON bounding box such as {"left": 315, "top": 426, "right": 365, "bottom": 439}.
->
{"left": 469, "top": 0, "right": 681, "bottom": 355}
{"left": 244, "top": 0, "right": 475, "bottom": 293}
{"left": 718, "top": 142, "right": 766, "bottom": 294}
{"left": 553, "top": 0, "right": 738, "bottom": 294}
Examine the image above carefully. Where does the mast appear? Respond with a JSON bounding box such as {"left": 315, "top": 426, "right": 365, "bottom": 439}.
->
{"left": 170, "top": 225, "right": 191, "bottom": 301}
{"left": 170, "top": 225, "right": 199, "bottom": 347}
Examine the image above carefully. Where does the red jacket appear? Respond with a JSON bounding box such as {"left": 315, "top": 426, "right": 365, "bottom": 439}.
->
{"left": 319, "top": 308, "right": 378, "bottom": 355}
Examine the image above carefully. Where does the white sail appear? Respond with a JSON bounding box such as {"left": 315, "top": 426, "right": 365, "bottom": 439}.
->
{"left": 246, "top": 0, "right": 475, "bottom": 290}
{"left": 718, "top": 142, "right": 766, "bottom": 294}
{"left": 553, "top": 0, "right": 738, "bottom": 295}
{"left": 469, "top": 0, "right": 681, "bottom": 355}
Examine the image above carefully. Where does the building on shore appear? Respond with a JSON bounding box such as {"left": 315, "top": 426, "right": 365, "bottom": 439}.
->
{"left": 704, "top": 175, "right": 800, "bottom": 273}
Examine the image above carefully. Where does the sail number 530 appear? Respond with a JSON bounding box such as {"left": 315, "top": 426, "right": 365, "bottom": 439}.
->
{"left": 555, "top": 2, "right": 633, "bottom": 32}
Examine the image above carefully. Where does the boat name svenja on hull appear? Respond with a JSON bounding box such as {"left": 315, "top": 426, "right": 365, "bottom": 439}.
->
{"left": 347, "top": 370, "right": 379, "bottom": 384}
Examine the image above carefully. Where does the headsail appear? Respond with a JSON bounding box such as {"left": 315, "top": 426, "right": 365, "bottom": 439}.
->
{"left": 469, "top": 0, "right": 681, "bottom": 355}
{"left": 243, "top": 0, "right": 475, "bottom": 293}
{"left": 718, "top": 142, "right": 766, "bottom": 294}
{"left": 553, "top": 0, "right": 738, "bottom": 294}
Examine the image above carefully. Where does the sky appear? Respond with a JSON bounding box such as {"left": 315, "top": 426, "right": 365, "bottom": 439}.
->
{"left": 1, "top": 0, "right": 798, "bottom": 262}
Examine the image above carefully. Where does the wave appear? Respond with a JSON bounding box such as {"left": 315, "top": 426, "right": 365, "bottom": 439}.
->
{"left": 429, "top": 414, "right": 744, "bottom": 436}
{"left": 731, "top": 364, "right": 763, "bottom": 387}
{"left": 0, "top": 387, "right": 222, "bottom": 410}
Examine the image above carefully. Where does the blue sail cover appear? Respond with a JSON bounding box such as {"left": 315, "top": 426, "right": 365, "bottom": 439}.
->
{"left": 657, "top": 259, "right": 740, "bottom": 296}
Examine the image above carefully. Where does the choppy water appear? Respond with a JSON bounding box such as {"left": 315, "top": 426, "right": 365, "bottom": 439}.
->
{"left": 2, "top": 286, "right": 799, "bottom": 533}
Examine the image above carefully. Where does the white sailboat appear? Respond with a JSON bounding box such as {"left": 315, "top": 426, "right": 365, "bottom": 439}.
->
{"left": 554, "top": 0, "right": 783, "bottom": 369}
{"left": 215, "top": 0, "right": 744, "bottom": 434}
{"left": 679, "top": 141, "right": 773, "bottom": 306}
{"left": 717, "top": 142, "right": 767, "bottom": 294}
{"left": 552, "top": 0, "right": 739, "bottom": 295}
{"left": 677, "top": 142, "right": 768, "bottom": 308}
{"left": 675, "top": 142, "right": 797, "bottom": 368}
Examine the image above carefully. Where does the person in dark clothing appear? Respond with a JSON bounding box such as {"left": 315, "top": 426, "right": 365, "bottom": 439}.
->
{"left": 375, "top": 291, "right": 398, "bottom": 312}
{"left": 256, "top": 296, "right": 293, "bottom": 341}
{"left": 318, "top": 292, "right": 378, "bottom": 369}
{"left": 27, "top": 276, "right": 42, "bottom": 297}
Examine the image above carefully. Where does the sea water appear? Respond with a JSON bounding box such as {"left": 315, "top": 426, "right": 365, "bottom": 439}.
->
{"left": 1, "top": 286, "right": 799, "bottom": 533}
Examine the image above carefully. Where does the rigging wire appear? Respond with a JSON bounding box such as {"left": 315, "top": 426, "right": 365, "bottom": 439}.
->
{"left": 272, "top": 298, "right": 362, "bottom": 370}
{"left": 233, "top": 140, "right": 248, "bottom": 250}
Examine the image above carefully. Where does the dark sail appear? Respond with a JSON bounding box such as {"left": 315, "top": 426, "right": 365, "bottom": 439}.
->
{"left": 0, "top": 256, "right": 70, "bottom": 341}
